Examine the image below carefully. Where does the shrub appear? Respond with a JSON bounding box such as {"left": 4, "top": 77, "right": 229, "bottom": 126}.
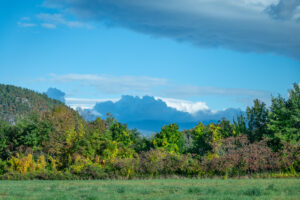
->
{"left": 109, "top": 157, "right": 139, "bottom": 179}
{"left": 77, "top": 165, "right": 108, "bottom": 180}
{"left": 0, "top": 159, "right": 6, "bottom": 175}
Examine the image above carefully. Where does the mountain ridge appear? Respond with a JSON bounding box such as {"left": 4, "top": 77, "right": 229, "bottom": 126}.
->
{"left": 0, "top": 84, "right": 67, "bottom": 124}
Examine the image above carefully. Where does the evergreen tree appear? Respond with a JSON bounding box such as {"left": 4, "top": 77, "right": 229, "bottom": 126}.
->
{"left": 246, "top": 99, "right": 269, "bottom": 142}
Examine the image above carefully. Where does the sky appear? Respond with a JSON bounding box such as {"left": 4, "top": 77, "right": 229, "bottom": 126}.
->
{"left": 0, "top": 0, "right": 299, "bottom": 112}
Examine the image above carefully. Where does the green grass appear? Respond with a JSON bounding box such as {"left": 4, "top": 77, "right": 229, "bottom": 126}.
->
{"left": 0, "top": 179, "right": 299, "bottom": 200}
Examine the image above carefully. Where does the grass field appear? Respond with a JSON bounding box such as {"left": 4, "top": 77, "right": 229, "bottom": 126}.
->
{"left": 0, "top": 179, "right": 299, "bottom": 200}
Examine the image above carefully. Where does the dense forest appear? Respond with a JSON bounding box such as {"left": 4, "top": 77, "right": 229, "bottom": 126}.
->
{"left": 0, "top": 84, "right": 64, "bottom": 124}
{"left": 0, "top": 84, "right": 299, "bottom": 179}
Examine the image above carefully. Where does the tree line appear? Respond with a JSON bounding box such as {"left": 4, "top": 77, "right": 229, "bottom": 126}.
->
{"left": 0, "top": 84, "right": 299, "bottom": 179}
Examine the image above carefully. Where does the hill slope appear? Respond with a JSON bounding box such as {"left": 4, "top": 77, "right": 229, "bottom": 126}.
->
{"left": 0, "top": 84, "right": 66, "bottom": 123}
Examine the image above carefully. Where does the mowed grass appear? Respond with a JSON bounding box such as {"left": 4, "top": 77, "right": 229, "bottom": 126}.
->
{"left": 0, "top": 179, "right": 299, "bottom": 200}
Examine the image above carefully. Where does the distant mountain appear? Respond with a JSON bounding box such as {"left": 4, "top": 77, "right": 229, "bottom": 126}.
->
{"left": 0, "top": 84, "right": 243, "bottom": 134}
{"left": 81, "top": 95, "right": 243, "bottom": 134}
{"left": 0, "top": 84, "right": 65, "bottom": 124}
{"left": 46, "top": 88, "right": 66, "bottom": 103}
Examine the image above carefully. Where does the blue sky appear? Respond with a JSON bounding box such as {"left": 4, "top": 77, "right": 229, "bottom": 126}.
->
{"left": 0, "top": 0, "right": 299, "bottom": 112}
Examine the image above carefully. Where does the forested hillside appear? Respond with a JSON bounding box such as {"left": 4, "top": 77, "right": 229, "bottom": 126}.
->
{"left": 0, "top": 83, "right": 299, "bottom": 180}
{"left": 0, "top": 84, "right": 65, "bottom": 123}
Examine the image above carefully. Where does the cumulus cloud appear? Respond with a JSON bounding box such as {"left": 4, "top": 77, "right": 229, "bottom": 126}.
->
{"left": 65, "top": 96, "right": 209, "bottom": 114}
{"left": 45, "top": 0, "right": 300, "bottom": 58}
{"left": 155, "top": 97, "right": 209, "bottom": 114}
{"left": 87, "top": 95, "right": 242, "bottom": 133}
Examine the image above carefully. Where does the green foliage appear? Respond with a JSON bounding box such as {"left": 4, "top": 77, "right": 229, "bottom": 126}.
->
{"left": 191, "top": 123, "right": 222, "bottom": 156}
{"left": 0, "top": 84, "right": 63, "bottom": 123}
{"left": 153, "top": 124, "right": 184, "bottom": 153}
{"left": 110, "top": 122, "right": 133, "bottom": 146}
{"left": 0, "top": 83, "right": 299, "bottom": 179}
{"left": 219, "top": 118, "right": 235, "bottom": 137}
{"left": 233, "top": 114, "right": 247, "bottom": 136}
{"left": 246, "top": 99, "right": 270, "bottom": 142}
{"left": 268, "top": 83, "right": 300, "bottom": 145}
{"left": 130, "top": 129, "right": 152, "bottom": 153}
{"left": 0, "top": 158, "right": 6, "bottom": 175}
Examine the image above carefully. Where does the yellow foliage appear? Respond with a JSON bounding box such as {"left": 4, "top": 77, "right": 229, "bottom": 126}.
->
{"left": 36, "top": 155, "right": 46, "bottom": 171}
{"left": 7, "top": 154, "right": 47, "bottom": 174}
{"left": 70, "top": 155, "right": 102, "bottom": 173}
{"left": 207, "top": 152, "right": 219, "bottom": 160}
{"left": 65, "top": 128, "right": 76, "bottom": 146}
{"left": 49, "top": 156, "right": 57, "bottom": 171}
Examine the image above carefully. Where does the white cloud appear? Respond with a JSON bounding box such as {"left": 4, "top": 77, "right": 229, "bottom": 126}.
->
{"left": 37, "top": 13, "right": 91, "bottom": 28}
{"left": 41, "top": 23, "right": 56, "bottom": 29}
{"left": 51, "top": 73, "right": 168, "bottom": 94}
{"left": 155, "top": 97, "right": 209, "bottom": 114}
{"left": 37, "top": 13, "right": 65, "bottom": 24}
{"left": 162, "top": 85, "right": 269, "bottom": 98}
{"left": 17, "top": 22, "right": 36, "bottom": 28}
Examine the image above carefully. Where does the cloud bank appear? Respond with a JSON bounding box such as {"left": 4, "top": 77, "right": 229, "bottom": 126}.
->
{"left": 80, "top": 95, "right": 242, "bottom": 133}
{"left": 45, "top": 0, "right": 300, "bottom": 58}
{"left": 66, "top": 96, "right": 209, "bottom": 114}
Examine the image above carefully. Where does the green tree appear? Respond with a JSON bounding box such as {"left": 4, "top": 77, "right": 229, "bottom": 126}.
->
{"left": 0, "top": 121, "right": 9, "bottom": 159}
{"left": 110, "top": 122, "right": 133, "bottom": 146}
{"left": 153, "top": 124, "right": 184, "bottom": 153}
{"left": 246, "top": 99, "right": 269, "bottom": 142}
{"left": 268, "top": 83, "right": 300, "bottom": 145}
{"left": 233, "top": 113, "right": 247, "bottom": 136}
{"left": 130, "top": 129, "right": 151, "bottom": 153}
{"left": 286, "top": 83, "right": 300, "bottom": 143}
{"left": 219, "top": 118, "right": 235, "bottom": 137}
{"left": 191, "top": 123, "right": 222, "bottom": 156}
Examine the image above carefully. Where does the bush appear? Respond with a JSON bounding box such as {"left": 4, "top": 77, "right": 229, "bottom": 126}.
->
{"left": 77, "top": 165, "right": 108, "bottom": 180}
{"left": 0, "top": 159, "right": 6, "bottom": 175}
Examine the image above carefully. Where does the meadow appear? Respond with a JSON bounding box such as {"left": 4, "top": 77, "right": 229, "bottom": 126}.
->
{"left": 0, "top": 178, "right": 299, "bottom": 200}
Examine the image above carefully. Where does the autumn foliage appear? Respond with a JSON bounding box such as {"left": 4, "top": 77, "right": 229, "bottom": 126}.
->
{"left": 0, "top": 84, "right": 299, "bottom": 179}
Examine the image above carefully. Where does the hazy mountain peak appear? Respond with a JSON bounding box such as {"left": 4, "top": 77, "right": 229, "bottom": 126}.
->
{"left": 46, "top": 88, "right": 66, "bottom": 103}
